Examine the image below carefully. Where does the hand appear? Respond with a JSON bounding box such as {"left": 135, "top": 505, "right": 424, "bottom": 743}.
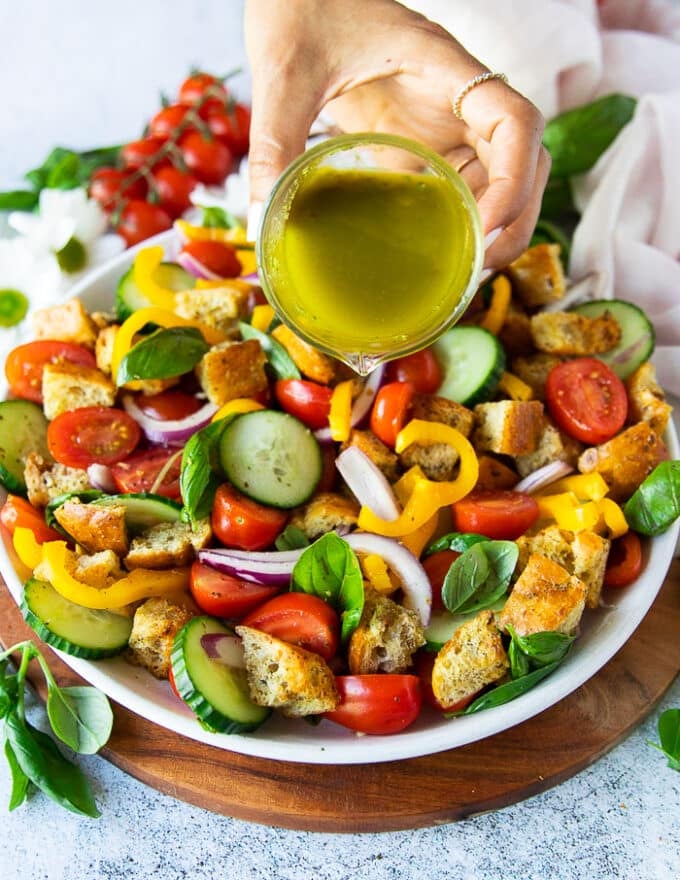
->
{"left": 245, "top": 0, "right": 550, "bottom": 269}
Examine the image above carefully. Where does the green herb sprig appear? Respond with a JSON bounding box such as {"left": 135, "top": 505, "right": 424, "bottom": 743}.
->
{"left": 647, "top": 708, "right": 680, "bottom": 771}
{"left": 0, "top": 641, "right": 113, "bottom": 816}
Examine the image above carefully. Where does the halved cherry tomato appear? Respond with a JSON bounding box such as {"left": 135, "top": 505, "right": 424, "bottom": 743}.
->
{"left": 153, "top": 166, "right": 198, "bottom": 219}
{"left": 369, "top": 381, "right": 414, "bottom": 448}
{"left": 545, "top": 357, "right": 628, "bottom": 445}
{"left": 110, "top": 446, "right": 183, "bottom": 500}
{"left": 147, "top": 103, "right": 192, "bottom": 140}
{"left": 415, "top": 652, "right": 477, "bottom": 713}
{"left": 212, "top": 483, "right": 288, "bottom": 551}
{"left": 47, "top": 406, "right": 141, "bottom": 469}
{"left": 115, "top": 200, "right": 173, "bottom": 247}
{"left": 120, "top": 137, "right": 168, "bottom": 171}
{"left": 324, "top": 674, "right": 422, "bottom": 735}
{"left": 0, "top": 495, "right": 63, "bottom": 544}
{"left": 189, "top": 560, "right": 282, "bottom": 619}
{"left": 89, "top": 167, "right": 146, "bottom": 212}
{"left": 205, "top": 103, "right": 251, "bottom": 157}
{"left": 451, "top": 490, "right": 539, "bottom": 540}
{"left": 178, "top": 131, "right": 233, "bottom": 185}
{"left": 135, "top": 389, "right": 202, "bottom": 421}
{"left": 5, "top": 340, "right": 96, "bottom": 404}
{"left": 384, "top": 348, "right": 442, "bottom": 394}
{"left": 178, "top": 240, "right": 242, "bottom": 279}
{"left": 274, "top": 379, "right": 333, "bottom": 430}
{"left": 604, "top": 531, "right": 643, "bottom": 588}
{"left": 422, "top": 549, "right": 460, "bottom": 611}
{"left": 242, "top": 592, "right": 340, "bottom": 660}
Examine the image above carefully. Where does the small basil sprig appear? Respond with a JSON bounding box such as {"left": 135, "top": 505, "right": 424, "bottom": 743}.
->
{"left": 200, "top": 206, "right": 242, "bottom": 230}
{"left": 0, "top": 642, "right": 113, "bottom": 816}
{"left": 424, "top": 531, "right": 488, "bottom": 557}
{"left": 180, "top": 417, "right": 234, "bottom": 523}
{"left": 623, "top": 461, "right": 680, "bottom": 536}
{"left": 647, "top": 708, "right": 680, "bottom": 772}
{"left": 456, "top": 661, "right": 562, "bottom": 716}
{"left": 239, "top": 321, "right": 301, "bottom": 380}
{"left": 507, "top": 627, "right": 575, "bottom": 670}
{"left": 291, "top": 533, "right": 364, "bottom": 643}
{"left": 442, "top": 540, "right": 518, "bottom": 615}
{"left": 116, "top": 326, "right": 209, "bottom": 386}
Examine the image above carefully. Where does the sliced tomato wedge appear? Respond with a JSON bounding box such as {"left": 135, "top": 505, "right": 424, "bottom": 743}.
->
{"left": 422, "top": 549, "right": 461, "bottom": 611}
{"left": 369, "top": 381, "right": 414, "bottom": 448}
{"left": 212, "top": 483, "right": 288, "bottom": 551}
{"left": 545, "top": 357, "right": 628, "bottom": 445}
{"left": 47, "top": 406, "right": 141, "bottom": 469}
{"left": 0, "top": 495, "right": 63, "bottom": 543}
{"left": 451, "top": 490, "right": 539, "bottom": 540}
{"left": 242, "top": 592, "right": 340, "bottom": 661}
{"left": 604, "top": 531, "right": 643, "bottom": 588}
{"left": 135, "top": 390, "right": 202, "bottom": 421}
{"left": 110, "top": 446, "right": 183, "bottom": 500}
{"left": 324, "top": 674, "right": 422, "bottom": 735}
{"left": 274, "top": 379, "right": 333, "bottom": 430}
{"left": 189, "top": 561, "right": 282, "bottom": 619}
{"left": 4, "top": 340, "right": 96, "bottom": 404}
{"left": 384, "top": 348, "right": 442, "bottom": 394}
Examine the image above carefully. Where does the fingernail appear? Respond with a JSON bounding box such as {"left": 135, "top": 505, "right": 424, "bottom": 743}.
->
{"left": 247, "top": 202, "right": 264, "bottom": 243}
{"left": 484, "top": 227, "right": 504, "bottom": 250}
{"left": 478, "top": 268, "right": 493, "bottom": 286}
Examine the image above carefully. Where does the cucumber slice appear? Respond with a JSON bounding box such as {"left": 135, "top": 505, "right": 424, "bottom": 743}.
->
{"left": 432, "top": 325, "right": 506, "bottom": 406}
{"left": 219, "top": 410, "right": 322, "bottom": 508}
{"left": 93, "top": 492, "right": 182, "bottom": 534}
{"left": 171, "top": 617, "right": 269, "bottom": 734}
{"left": 115, "top": 261, "right": 195, "bottom": 321}
{"left": 21, "top": 577, "right": 132, "bottom": 659}
{"left": 570, "top": 299, "right": 655, "bottom": 379}
{"left": 425, "top": 598, "right": 508, "bottom": 651}
{"left": 0, "top": 400, "right": 50, "bottom": 495}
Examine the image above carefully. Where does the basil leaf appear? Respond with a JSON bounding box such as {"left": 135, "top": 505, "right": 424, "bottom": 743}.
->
{"left": 0, "top": 660, "right": 18, "bottom": 715}
{"left": 508, "top": 638, "right": 530, "bottom": 680}
{"left": 0, "top": 190, "right": 39, "bottom": 211}
{"left": 46, "top": 685, "right": 114, "bottom": 755}
{"left": 623, "top": 461, "right": 680, "bottom": 536}
{"left": 201, "top": 206, "right": 241, "bottom": 230}
{"left": 24, "top": 147, "right": 74, "bottom": 190}
{"left": 508, "top": 628, "right": 575, "bottom": 667}
{"left": 543, "top": 93, "right": 636, "bottom": 178}
{"left": 459, "top": 661, "right": 561, "bottom": 715}
{"left": 46, "top": 153, "right": 81, "bottom": 190}
{"left": 116, "top": 326, "right": 209, "bottom": 385}
{"left": 538, "top": 176, "right": 576, "bottom": 220}
{"left": 424, "top": 532, "right": 488, "bottom": 557}
{"left": 275, "top": 525, "right": 310, "bottom": 552}
{"left": 291, "top": 532, "right": 364, "bottom": 643}
{"left": 4, "top": 740, "right": 30, "bottom": 811}
{"left": 239, "top": 321, "right": 301, "bottom": 380}
{"left": 648, "top": 708, "right": 680, "bottom": 771}
{"left": 180, "top": 418, "right": 231, "bottom": 523}
{"left": 442, "top": 540, "right": 518, "bottom": 614}
{"left": 5, "top": 712, "right": 100, "bottom": 817}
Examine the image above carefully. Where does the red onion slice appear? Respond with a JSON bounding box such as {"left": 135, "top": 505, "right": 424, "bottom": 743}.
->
{"left": 198, "top": 547, "right": 303, "bottom": 585}
{"left": 240, "top": 271, "right": 260, "bottom": 283}
{"left": 200, "top": 633, "right": 246, "bottom": 668}
{"left": 176, "top": 249, "right": 223, "bottom": 281}
{"left": 122, "top": 394, "right": 218, "bottom": 446}
{"left": 336, "top": 445, "right": 400, "bottom": 521}
{"left": 314, "top": 364, "right": 385, "bottom": 442}
{"left": 86, "top": 463, "right": 118, "bottom": 493}
{"left": 513, "top": 460, "right": 575, "bottom": 494}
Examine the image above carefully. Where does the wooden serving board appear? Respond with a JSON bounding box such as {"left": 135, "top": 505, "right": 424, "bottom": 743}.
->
{"left": 1, "top": 564, "right": 679, "bottom": 833}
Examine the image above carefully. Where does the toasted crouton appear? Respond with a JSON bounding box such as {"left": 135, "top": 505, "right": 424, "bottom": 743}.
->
{"left": 124, "top": 519, "right": 212, "bottom": 570}
{"left": 514, "top": 418, "right": 583, "bottom": 478}
{"left": 529, "top": 311, "right": 621, "bottom": 356}
{"left": 41, "top": 362, "right": 116, "bottom": 420}
{"left": 73, "top": 550, "right": 125, "bottom": 587}
{"left": 343, "top": 429, "right": 400, "bottom": 483}
{"left": 289, "top": 492, "right": 359, "bottom": 540}
{"left": 95, "top": 324, "right": 119, "bottom": 375}
{"left": 235, "top": 626, "right": 339, "bottom": 717}
{"left": 506, "top": 244, "right": 566, "bottom": 309}
{"left": 348, "top": 590, "right": 425, "bottom": 675}
{"left": 498, "top": 303, "right": 535, "bottom": 358}
{"left": 24, "top": 452, "right": 92, "bottom": 508}
{"left": 497, "top": 552, "right": 588, "bottom": 636}
{"left": 472, "top": 400, "right": 545, "bottom": 456}
{"left": 53, "top": 499, "right": 129, "bottom": 556}
{"left": 510, "top": 353, "right": 563, "bottom": 402}
{"left": 175, "top": 284, "right": 250, "bottom": 336}
{"left": 577, "top": 421, "right": 668, "bottom": 502}
{"left": 399, "top": 395, "right": 475, "bottom": 481}
{"left": 32, "top": 297, "right": 98, "bottom": 349}
{"left": 195, "top": 339, "right": 268, "bottom": 406}
{"left": 127, "top": 596, "right": 197, "bottom": 679}
{"left": 626, "top": 362, "right": 672, "bottom": 435}
{"left": 271, "top": 324, "right": 336, "bottom": 384}
{"left": 431, "top": 610, "right": 509, "bottom": 708}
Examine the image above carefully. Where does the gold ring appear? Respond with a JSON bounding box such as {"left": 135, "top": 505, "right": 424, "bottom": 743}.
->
{"left": 452, "top": 72, "right": 508, "bottom": 120}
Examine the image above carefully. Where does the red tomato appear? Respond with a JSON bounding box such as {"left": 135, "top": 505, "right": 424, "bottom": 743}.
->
{"left": 415, "top": 652, "right": 477, "bottom": 713}
{"left": 422, "top": 549, "right": 460, "bottom": 611}
{"left": 318, "top": 444, "right": 338, "bottom": 493}
{"left": 179, "top": 240, "right": 242, "bottom": 279}
{"left": 189, "top": 561, "right": 282, "bottom": 619}
{"left": 153, "top": 166, "right": 198, "bottom": 219}
{"left": 147, "top": 103, "right": 192, "bottom": 140}
{"left": 115, "top": 200, "right": 173, "bottom": 247}
{"left": 110, "top": 446, "right": 183, "bottom": 500}
{"left": 120, "top": 137, "right": 168, "bottom": 171}
{"left": 212, "top": 483, "right": 288, "bottom": 551}
{"left": 135, "top": 390, "right": 202, "bottom": 421}
{"left": 47, "top": 406, "right": 141, "bottom": 469}
{"left": 205, "top": 103, "right": 251, "bottom": 157}
{"left": 274, "top": 379, "right": 333, "bottom": 430}
{"left": 178, "top": 131, "right": 233, "bottom": 185}
{"left": 5, "top": 340, "right": 96, "bottom": 404}
{"left": 451, "top": 490, "right": 539, "bottom": 540}
{"left": 324, "top": 674, "right": 422, "bottom": 735}
{"left": 369, "top": 382, "right": 414, "bottom": 448}
{"left": 384, "top": 348, "right": 442, "bottom": 394}
{"left": 242, "top": 592, "right": 340, "bottom": 660}
{"left": 0, "top": 495, "right": 63, "bottom": 543}
{"left": 545, "top": 357, "right": 628, "bottom": 445}
{"left": 604, "top": 531, "right": 643, "bottom": 588}
{"left": 89, "top": 167, "right": 146, "bottom": 212}
{"left": 168, "top": 665, "right": 182, "bottom": 701}
{"left": 179, "top": 73, "right": 229, "bottom": 112}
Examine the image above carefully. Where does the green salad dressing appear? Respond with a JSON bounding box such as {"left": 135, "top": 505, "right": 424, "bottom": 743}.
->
{"left": 265, "top": 165, "right": 477, "bottom": 373}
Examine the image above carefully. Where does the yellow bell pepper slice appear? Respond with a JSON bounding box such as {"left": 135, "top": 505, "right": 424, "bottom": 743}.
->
{"left": 539, "top": 473, "right": 609, "bottom": 502}
{"left": 329, "top": 380, "right": 354, "bottom": 443}
{"left": 479, "top": 274, "right": 512, "bottom": 334}
{"left": 497, "top": 371, "right": 533, "bottom": 401}
{"left": 399, "top": 513, "right": 439, "bottom": 558}
{"left": 211, "top": 398, "right": 265, "bottom": 422}
{"left": 596, "top": 498, "right": 628, "bottom": 539}
{"left": 537, "top": 492, "right": 600, "bottom": 532}
{"left": 133, "top": 246, "right": 180, "bottom": 311}
{"left": 40, "top": 541, "right": 190, "bottom": 610}
{"left": 194, "top": 277, "right": 256, "bottom": 294}
{"left": 13, "top": 527, "right": 43, "bottom": 570}
{"left": 358, "top": 421, "right": 478, "bottom": 537}
{"left": 360, "top": 553, "right": 397, "bottom": 595}
{"left": 250, "top": 304, "right": 275, "bottom": 333}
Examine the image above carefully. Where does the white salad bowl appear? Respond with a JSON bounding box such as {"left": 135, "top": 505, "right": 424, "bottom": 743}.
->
{"left": 1, "top": 230, "right": 678, "bottom": 765}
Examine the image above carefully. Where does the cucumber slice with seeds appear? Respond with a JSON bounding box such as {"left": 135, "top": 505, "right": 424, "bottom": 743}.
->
{"left": 93, "top": 492, "right": 182, "bottom": 534}
{"left": 115, "top": 261, "right": 195, "bottom": 321}
{"left": 432, "top": 325, "right": 506, "bottom": 406}
{"left": 570, "top": 299, "right": 654, "bottom": 379}
{"left": 0, "top": 400, "right": 50, "bottom": 495}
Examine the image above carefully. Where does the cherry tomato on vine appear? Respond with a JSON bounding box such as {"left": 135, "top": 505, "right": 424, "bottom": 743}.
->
{"left": 115, "top": 200, "right": 173, "bottom": 247}
{"left": 369, "top": 381, "right": 414, "bottom": 448}
{"left": 147, "top": 103, "right": 192, "bottom": 140}
{"left": 604, "top": 531, "right": 643, "bottom": 588}
{"left": 135, "top": 389, "right": 202, "bottom": 421}
{"left": 451, "top": 490, "right": 539, "bottom": 540}
{"left": 178, "top": 240, "right": 242, "bottom": 278}
{"left": 178, "top": 131, "right": 233, "bottom": 185}
{"left": 384, "top": 348, "right": 442, "bottom": 394}
{"left": 189, "top": 561, "right": 282, "bottom": 619}
{"left": 212, "top": 483, "right": 287, "bottom": 551}
{"left": 422, "top": 549, "right": 461, "bottom": 612}
{"left": 47, "top": 406, "right": 141, "bottom": 469}
{"left": 324, "top": 675, "right": 422, "bottom": 735}
{"left": 89, "top": 168, "right": 146, "bottom": 212}
{"left": 0, "top": 495, "right": 63, "bottom": 544}
{"left": 110, "top": 446, "right": 183, "bottom": 500}
{"left": 153, "top": 166, "right": 198, "bottom": 219}
{"left": 5, "top": 340, "right": 96, "bottom": 404}
{"left": 179, "top": 72, "right": 229, "bottom": 113}
{"left": 120, "top": 137, "right": 168, "bottom": 171}
{"left": 205, "top": 103, "right": 251, "bottom": 157}
{"left": 242, "top": 593, "right": 340, "bottom": 661}
{"left": 274, "top": 379, "right": 333, "bottom": 430}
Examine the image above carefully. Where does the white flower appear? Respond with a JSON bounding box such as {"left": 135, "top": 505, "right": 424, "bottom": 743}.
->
{"left": 0, "top": 236, "right": 62, "bottom": 346}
